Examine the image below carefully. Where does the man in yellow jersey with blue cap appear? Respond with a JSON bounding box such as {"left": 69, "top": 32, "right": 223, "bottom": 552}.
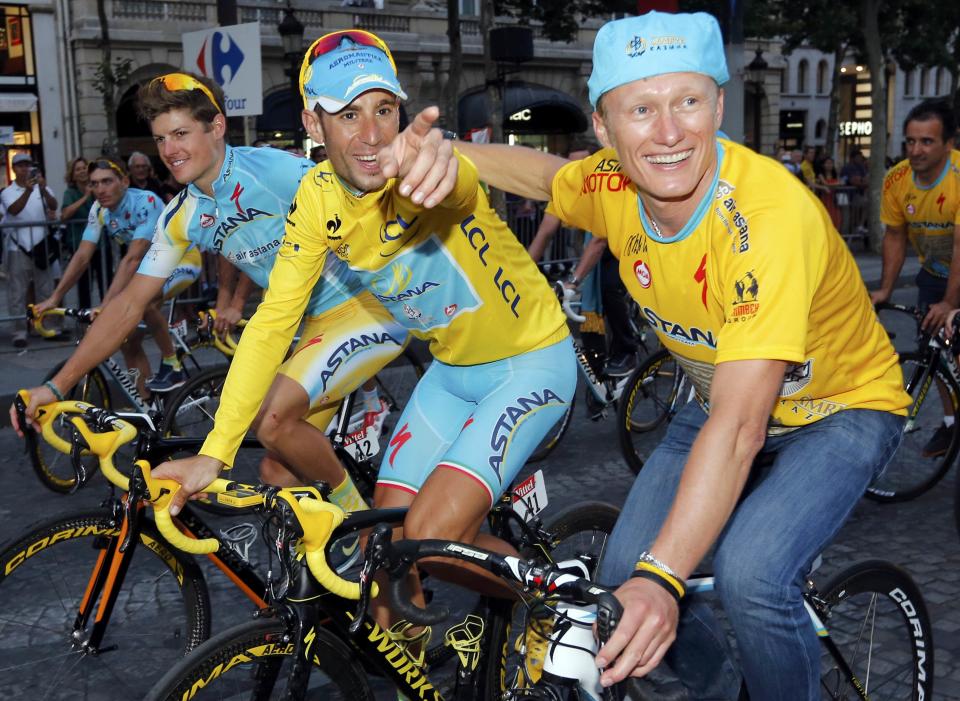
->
{"left": 447, "top": 11, "right": 910, "bottom": 699}
{"left": 152, "top": 30, "right": 576, "bottom": 646}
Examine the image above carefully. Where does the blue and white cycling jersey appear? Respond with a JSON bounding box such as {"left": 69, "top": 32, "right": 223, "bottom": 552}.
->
{"left": 138, "top": 145, "right": 362, "bottom": 316}
{"left": 83, "top": 188, "right": 163, "bottom": 246}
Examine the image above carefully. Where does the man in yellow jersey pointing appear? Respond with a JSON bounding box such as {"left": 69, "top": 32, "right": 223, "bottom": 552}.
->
{"left": 449, "top": 11, "right": 909, "bottom": 699}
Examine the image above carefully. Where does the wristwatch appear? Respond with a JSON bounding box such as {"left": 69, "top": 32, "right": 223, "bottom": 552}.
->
{"left": 440, "top": 129, "right": 458, "bottom": 141}
{"left": 565, "top": 272, "right": 581, "bottom": 288}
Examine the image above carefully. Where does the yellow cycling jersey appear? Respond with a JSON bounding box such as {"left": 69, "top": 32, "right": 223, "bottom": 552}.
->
{"left": 550, "top": 139, "right": 909, "bottom": 432}
{"left": 201, "top": 152, "right": 567, "bottom": 466}
{"left": 881, "top": 150, "right": 960, "bottom": 278}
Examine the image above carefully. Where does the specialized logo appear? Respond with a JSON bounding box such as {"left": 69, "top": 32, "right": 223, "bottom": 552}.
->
{"left": 937, "top": 193, "right": 946, "bottom": 214}
{"left": 731, "top": 270, "right": 759, "bottom": 321}
{"left": 212, "top": 182, "right": 272, "bottom": 251}
{"left": 371, "top": 262, "right": 440, "bottom": 303}
{"left": 315, "top": 331, "right": 402, "bottom": 391}
{"left": 365, "top": 620, "right": 440, "bottom": 700}
{"left": 199, "top": 213, "right": 216, "bottom": 228}
{"left": 780, "top": 359, "right": 813, "bottom": 397}
{"left": 489, "top": 389, "right": 564, "bottom": 481}
{"left": 694, "top": 254, "right": 708, "bottom": 309}
{"left": 633, "top": 259, "right": 651, "bottom": 288}
{"left": 388, "top": 423, "right": 413, "bottom": 467}
{"left": 379, "top": 213, "right": 419, "bottom": 256}
{"left": 643, "top": 307, "right": 717, "bottom": 348}
{"left": 196, "top": 30, "right": 244, "bottom": 86}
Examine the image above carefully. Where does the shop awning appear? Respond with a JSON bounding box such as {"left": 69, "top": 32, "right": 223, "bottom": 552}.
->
{"left": 458, "top": 81, "right": 588, "bottom": 135}
{"left": 0, "top": 92, "right": 38, "bottom": 113}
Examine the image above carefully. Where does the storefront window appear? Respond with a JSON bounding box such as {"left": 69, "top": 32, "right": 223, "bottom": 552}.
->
{"left": 0, "top": 5, "right": 33, "bottom": 79}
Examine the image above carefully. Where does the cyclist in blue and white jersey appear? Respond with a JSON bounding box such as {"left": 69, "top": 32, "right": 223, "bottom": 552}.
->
{"left": 14, "top": 73, "right": 404, "bottom": 516}
{"left": 34, "top": 158, "right": 200, "bottom": 394}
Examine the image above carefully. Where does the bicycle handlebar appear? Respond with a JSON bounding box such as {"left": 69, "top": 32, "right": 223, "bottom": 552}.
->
{"left": 554, "top": 281, "right": 586, "bottom": 323}
{"left": 27, "top": 304, "right": 94, "bottom": 337}
{"left": 197, "top": 309, "right": 247, "bottom": 357}
{"left": 46, "top": 404, "right": 368, "bottom": 596}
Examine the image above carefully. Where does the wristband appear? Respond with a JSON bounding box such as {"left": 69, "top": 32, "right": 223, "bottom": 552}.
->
{"left": 44, "top": 380, "right": 65, "bottom": 401}
{"left": 630, "top": 566, "right": 685, "bottom": 603}
{"left": 637, "top": 550, "right": 681, "bottom": 580}
{"left": 566, "top": 272, "right": 581, "bottom": 288}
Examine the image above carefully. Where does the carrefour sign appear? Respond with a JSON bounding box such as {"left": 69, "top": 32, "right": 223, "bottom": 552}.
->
{"left": 182, "top": 23, "right": 262, "bottom": 116}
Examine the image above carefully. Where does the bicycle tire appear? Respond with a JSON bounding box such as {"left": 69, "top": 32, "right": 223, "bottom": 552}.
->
{"left": 27, "top": 361, "right": 111, "bottom": 493}
{"left": 526, "top": 391, "right": 577, "bottom": 464}
{"left": 866, "top": 351, "right": 960, "bottom": 502}
{"left": 817, "top": 559, "right": 934, "bottom": 700}
{"left": 144, "top": 615, "right": 375, "bottom": 701}
{"left": 482, "top": 501, "right": 620, "bottom": 700}
{"left": 617, "top": 349, "right": 683, "bottom": 475}
{"left": 0, "top": 509, "right": 210, "bottom": 700}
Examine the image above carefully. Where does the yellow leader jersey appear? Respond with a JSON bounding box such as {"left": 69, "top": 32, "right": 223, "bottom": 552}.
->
{"left": 201, "top": 152, "right": 567, "bottom": 465}
{"left": 550, "top": 139, "right": 908, "bottom": 432}
{"left": 881, "top": 150, "right": 960, "bottom": 278}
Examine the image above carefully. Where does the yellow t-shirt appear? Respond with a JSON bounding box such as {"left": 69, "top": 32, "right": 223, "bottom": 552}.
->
{"left": 201, "top": 152, "right": 567, "bottom": 465}
{"left": 550, "top": 139, "right": 908, "bottom": 432}
{"left": 880, "top": 150, "right": 960, "bottom": 278}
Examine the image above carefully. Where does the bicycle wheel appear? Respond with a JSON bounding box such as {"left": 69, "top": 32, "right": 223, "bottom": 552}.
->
{"left": 866, "top": 351, "right": 960, "bottom": 502}
{"left": 817, "top": 559, "right": 934, "bottom": 700}
{"left": 526, "top": 391, "right": 577, "bottom": 464}
{"left": 145, "top": 616, "right": 374, "bottom": 701}
{"left": 617, "top": 349, "right": 686, "bottom": 475}
{"left": 0, "top": 509, "right": 210, "bottom": 700}
{"left": 482, "top": 502, "right": 620, "bottom": 700}
{"left": 27, "top": 362, "right": 111, "bottom": 493}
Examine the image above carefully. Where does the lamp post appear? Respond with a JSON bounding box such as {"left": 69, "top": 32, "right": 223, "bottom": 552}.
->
{"left": 277, "top": 3, "right": 305, "bottom": 148}
{"left": 745, "top": 48, "right": 768, "bottom": 153}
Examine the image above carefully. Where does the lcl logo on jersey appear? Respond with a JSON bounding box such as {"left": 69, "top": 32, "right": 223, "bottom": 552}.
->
{"left": 633, "top": 259, "right": 651, "bottom": 288}
{"left": 195, "top": 31, "right": 244, "bottom": 86}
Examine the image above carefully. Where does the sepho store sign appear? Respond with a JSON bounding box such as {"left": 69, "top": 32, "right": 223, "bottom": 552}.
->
{"left": 182, "top": 23, "right": 263, "bottom": 116}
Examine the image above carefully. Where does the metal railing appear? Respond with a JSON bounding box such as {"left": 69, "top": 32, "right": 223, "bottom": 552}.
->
{"left": 814, "top": 184, "right": 870, "bottom": 250}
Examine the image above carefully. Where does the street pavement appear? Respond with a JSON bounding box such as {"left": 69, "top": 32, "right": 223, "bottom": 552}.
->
{"left": 1, "top": 250, "right": 959, "bottom": 699}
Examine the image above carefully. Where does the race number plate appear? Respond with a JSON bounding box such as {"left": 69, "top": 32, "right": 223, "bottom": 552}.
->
{"left": 343, "top": 425, "right": 381, "bottom": 462}
{"left": 512, "top": 469, "right": 548, "bottom": 521}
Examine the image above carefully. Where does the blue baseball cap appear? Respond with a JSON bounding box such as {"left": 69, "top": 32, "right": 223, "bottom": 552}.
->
{"left": 299, "top": 30, "right": 407, "bottom": 113}
{"left": 587, "top": 11, "right": 729, "bottom": 109}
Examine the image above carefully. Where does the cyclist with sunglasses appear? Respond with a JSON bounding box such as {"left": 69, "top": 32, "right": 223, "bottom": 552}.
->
{"left": 12, "top": 72, "right": 404, "bottom": 518}
{"left": 31, "top": 158, "right": 201, "bottom": 395}
{"left": 151, "top": 30, "right": 575, "bottom": 633}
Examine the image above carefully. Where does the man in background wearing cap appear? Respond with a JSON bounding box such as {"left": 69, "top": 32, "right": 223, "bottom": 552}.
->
{"left": 2, "top": 153, "right": 59, "bottom": 347}
{"left": 151, "top": 30, "right": 575, "bottom": 642}
{"left": 453, "top": 11, "right": 909, "bottom": 699}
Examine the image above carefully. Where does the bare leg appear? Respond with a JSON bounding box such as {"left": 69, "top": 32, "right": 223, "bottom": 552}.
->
{"left": 143, "top": 302, "right": 175, "bottom": 358}
{"left": 253, "top": 374, "right": 347, "bottom": 486}
{"left": 120, "top": 330, "right": 151, "bottom": 396}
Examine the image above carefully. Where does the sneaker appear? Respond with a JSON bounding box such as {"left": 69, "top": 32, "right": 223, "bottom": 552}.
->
{"left": 921, "top": 424, "right": 953, "bottom": 458}
{"left": 328, "top": 533, "right": 362, "bottom": 574}
{"left": 605, "top": 352, "right": 638, "bottom": 377}
{"left": 145, "top": 363, "right": 186, "bottom": 393}
{"left": 362, "top": 398, "right": 390, "bottom": 437}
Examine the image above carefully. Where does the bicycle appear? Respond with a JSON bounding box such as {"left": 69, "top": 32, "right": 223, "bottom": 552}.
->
{"left": 24, "top": 304, "right": 235, "bottom": 493}
{"left": 529, "top": 284, "right": 654, "bottom": 465}
{"left": 869, "top": 302, "right": 960, "bottom": 502}
{"left": 1, "top": 400, "right": 617, "bottom": 699}
{"left": 143, "top": 472, "right": 935, "bottom": 701}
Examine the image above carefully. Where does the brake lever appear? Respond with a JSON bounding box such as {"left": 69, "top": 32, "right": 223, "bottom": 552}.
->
{"left": 121, "top": 465, "right": 148, "bottom": 552}
{"left": 596, "top": 592, "right": 624, "bottom": 701}
{"left": 67, "top": 424, "right": 90, "bottom": 492}
{"left": 349, "top": 523, "right": 393, "bottom": 636}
